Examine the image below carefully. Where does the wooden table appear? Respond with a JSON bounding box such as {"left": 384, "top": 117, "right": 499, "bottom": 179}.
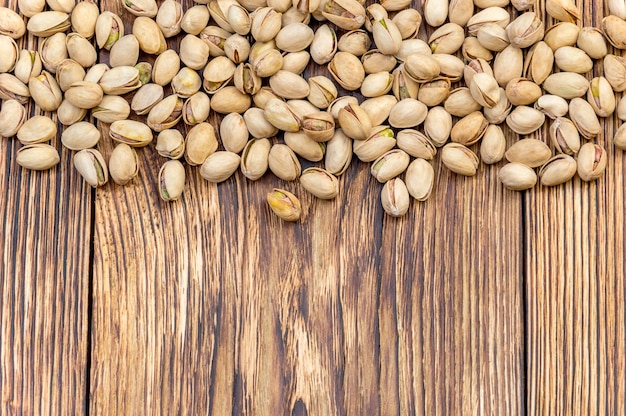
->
{"left": 1, "top": 0, "right": 624, "bottom": 414}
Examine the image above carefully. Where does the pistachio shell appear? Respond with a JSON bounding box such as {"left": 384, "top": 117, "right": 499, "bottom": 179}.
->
{"left": 16, "top": 144, "right": 60, "bottom": 170}
{"left": 109, "top": 143, "right": 139, "bottom": 185}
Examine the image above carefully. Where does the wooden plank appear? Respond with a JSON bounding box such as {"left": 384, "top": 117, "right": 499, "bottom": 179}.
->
{"left": 0, "top": 6, "right": 92, "bottom": 414}
{"left": 526, "top": 1, "right": 626, "bottom": 414}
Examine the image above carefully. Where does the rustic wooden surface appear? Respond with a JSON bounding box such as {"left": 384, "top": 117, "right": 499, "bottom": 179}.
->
{"left": 0, "top": 0, "right": 624, "bottom": 414}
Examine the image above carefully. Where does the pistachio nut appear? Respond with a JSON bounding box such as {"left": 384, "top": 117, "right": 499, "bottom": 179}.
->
{"left": 463, "top": 58, "right": 494, "bottom": 85}
{"left": 543, "top": 72, "right": 589, "bottom": 99}
{"left": 361, "top": 50, "right": 397, "bottom": 74}
{"left": 404, "top": 53, "right": 440, "bottom": 82}
{"left": 61, "top": 122, "right": 100, "bottom": 150}
{"left": 220, "top": 113, "right": 249, "bottom": 153}
{"left": 444, "top": 87, "right": 482, "bottom": 117}
{"left": 423, "top": 0, "right": 447, "bottom": 27}
{"left": 423, "top": 106, "right": 452, "bottom": 146}
{"left": 338, "top": 103, "right": 372, "bottom": 140}
{"left": 441, "top": 143, "right": 479, "bottom": 176}
{"left": 136, "top": 62, "right": 152, "bottom": 84}
{"left": 27, "top": 11, "right": 70, "bottom": 37}
{"left": 223, "top": 34, "right": 250, "bottom": 64}
{"left": 210, "top": 86, "right": 251, "bottom": 114}
{"left": 159, "top": 160, "right": 185, "bottom": 201}
{"left": 544, "top": 22, "right": 580, "bottom": 50}
{"left": 469, "top": 72, "right": 500, "bottom": 108}
{"left": 360, "top": 95, "right": 397, "bottom": 126}
{"left": 284, "top": 131, "right": 325, "bottom": 161}
{"left": 122, "top": 0, "right": 157, "bottom": 17}
{"left": 178, "top": 34, "right": 209, "bottom": 70}
{"left": 201, "top": 56, "right": 235, "bottom": 94}
{"left": 17, "top": 116, "right": 57, "bottom": 144}
{"left": 288, "top": 99, "right": 319, "bottom": 120}
{"left": 405, "top": 158, "right": 434, "bottom": 201}
{"left": 280, "top": 51, "right": 309, "bottom": 74}
{"left": 14, "top": 50, "right": 42, "bottom": 84}
{"left": 512, "top": 0, "right": 535, "bottom": 9}
{"left": 618, "top": 96, "right": 626, "bottom": 120}
{"left": 240, "top": 137, "right": 271, "bottom": 181}
{"left": 0, "top": 35, "right": 17, "bottom": 73}
{"left": 603, "top": 16, "right": 626, "bottom": 49}
{"left": 360, "top": 71, "right": 393, "bottom": 98}
{"left": 450, "top": 111, "right": 488, "bottom": 146}
{"left": 390, "top": 65, "right": 418, "bottom": 100}
{"left": 200, "top": 151, "right": 240, "bottom": 182}
{"left": 208, "top": 0, "right": 237, "bottom": 31}
{"left": 181, "top": 122, "right": 217, "bottom": 166}
{"left": 54, "top": 59, "right": 84, "bottom": 92}
{"left": 299, "top": 111, "right": 333, "bottom": 142}
{"left": 577, "top": 27, "right": 608, "bottom": 59}
{"left": 171, "top": 67, "right": 201, "bottom": 99}
{"left": 480, "top": 124, "right": 506, "bottom": 164}
{"left": 395, "top": 38, "right": 432, "bottom": 61}
{"left": 505, "top": 12, "right": 544, "bottom": 49}
{"left": 108, "top": 35, "right": 139, "bottom": 68}
{"left": 66, "top": 32, "right": 97, "bottom": 68}
{"left": 381, "top": 178, "right": 409, "bottom": 217}
{"left": 448, "top": 0, "right": 473, "bottom": 27}
{"left": 228, "top": 3, "right": 252, "bottom": 35}
{"left": 466, "top": 7, "right": 511, "bottom": 35}
{"left": 371, "top": 149, "right": 410, "bottom": 183}
{"left": 554, "top": 46, "right": 593, "bottom": 74}
{"left": 587, "top": 77, "right": 615, "bottom": 117}
{"left": 95, "top": 11, "right": 123, "bottom": 50}
{"left": 39, "top": 32, "right": 68, "bottom": 74}
{"left": 131, "top": 83, "right": 164, "bottom": 116}
{"left": 324, "top": 128, "right": 352, "bottom": 175}
{"left": 505, "top": 138, "right": 551, "bottom": 168}
{"left": 57, "top": 99, "right": 87, "bottom": 125}
{"left": 65, "top": 81, "right": 103, "bottom": 109}
{"left": 388, "top": 98, "right": 427, "bottom": 129}
{"left": 370, "top": 17, "right": 402, "bottom": 55}
{"left": 16, "top": 144, "right": 60, "bottom": 170}
{"left": 28, "top": 71, "right": 63, "bottom": 112}
{"left": 498, "top": 163, "right": 537, "bottom": 191}
{"left": 523, "top": 41, "right": 554, "bottom": 85}
{"left": 108, "top": 144, "right": 138, "bottom": 185}
{"left": 156, "top": 0, "right": 183, "bottom": 37}
{"left": 327, "top": 95, "right": 358, "bottom": 120}
{"left": 180, "top": 92, "right": 210, "bottom": 126}
{"left": 0, "top": 99, "right": 26, "bottom": 137}
{"left": 396, "top": 129, "right": 436, "bottom": 159}
{"left": 274, "top": 22, "right": 314, "bottom": 53}
{"left": 74, "top": 149, "right": 108, "bottom": 187}
{"left": 614, "top": 123, "right": 626, "bottom": 149}
{"left": 251, "top": 7, "right": 282, "bottom": 42}
{"left": 268, "top": 70, "right": 310, "bottom": 99}
{"left": 300, "top": 167, "right": 339, "bottom": 199}
{"left": 493, "top": 45, "right": 523, "bottom": 87}
{"left": 133, "top": 16, "right": 166, "bottom": 55}
{"left": 109, "top": 119, "right": 154, "bottom": 147}
{"left": 268, "top": 144, "right": 301, "bottom": 181}
{"left": 252, "top": 87, "right": 284, "bottom": 109}
{"left": 429, "top": 22, "right": 464, "bottom": 54}
{"left": 267, "top": 189, "right": 301, "bottom": 222}
{"left": 550, "top": 117, "right": 580, "bottom": 155}
{"left": 306, "top": 76, "right": 337, "bottom": 109}
{"left": 338, "top": 29, "right": 371, "bottom": 56}
{"left": 0, "top": 73, "right": 29, "bottom": 104}
{"left": 538, "top": 154, "right": 577, "bottom": 186}
{"left": 505, "top": 77, "right": 542, "bottom": 106}
{"left": 483, "top": 87, "right": 512, "bottom": 124}
{"left": 154, "top": 129, "right": 184, "bottom": 159}
{"left": 243, "top": 107, "right": 278, "bottom": 139}
{"left": 181, "top": 5, "right": 210, "bottom": 35}
{"left": 475, "top": 0, "right": 509, "bottom": 7}
{"left": 476, "top": 23, "right": 510, "bottom": 52}
{"left": 328, "top": 51, "right": 365, "bottom": 91}
{"left": 462, "top": 36, "right": 494, "bottom": 62}
{"left": 83, "top": 63, "right": 109, "bottom": 83}
{"left": 264, "top": 98, "right": 301, "bottom": 132}
{"left": 310, "top": 24, "right": 337, "bottom": 65}
{"left": 569, "top": 98, "right": 601, "bottom": 140}
{"left": 250, "top": 44, "right": 283, "bottom": 77}
{"left": 505, "top": 106, "right": 545, "bottom": 135}
{"left": 322, "top": 0, "right": 366, "bottom": 31}
{"left": 577, "top": 143, "right": 607, "bottom": 181}
{"left": 146, "top": 94, "right": 183, "bottom": 131}
{"left": 535, "top": 94, "right": 569, "bottom": 119}
{"left": 99, "top": 65, "right": 141, "bottom": 95}
{"left": 353, "top": 125, "right": 396, "bottom": 162}
{"left": 604, "top": 54, "right": 626, "bottom": 92}
{"left": 610, "top": 0, "right": 626, "bottom": 18}
{"left": 18, "top": 0, "right": 45, "bottom": 18}
{"left": 546, "top": 0, "right": 580, "bottom": 22}
{"left": 70, "top": 1, "right": 98, "bottom": 38}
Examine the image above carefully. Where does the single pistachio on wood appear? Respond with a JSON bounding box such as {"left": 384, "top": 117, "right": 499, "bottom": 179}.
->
{"left": 554, "top": 46, "right": 593, "bottom": 73}
{"left": 267, "top": 189, "right": 301, "bottom": 222}
{"left": 310, "top": 24, "right": 337, "bottom": 65}
{"left": 338, "top": 29, "right": 371, "bottom": 56}
{"left": 361, "top": 50, "right": 397, "bottom": 74}
{"left": 27, "top": 11, "right": 70, "bottom": 37}
{"left": 388, "top": 98, "right": 428, "bottom": 129}
{"left": 122, "top": 0, "right": 157, "bottom": 17}
{"left": 180, "top": 34, "right": 210, "bottom": 70}
{"left": 159, "top": 160, "right": 185, "bottom": 202}
{"left": 505, "top": 138, "right": 551, "bottom": 168}
{"left": 538, "top": 154, "right": 577, "bottom": 186}
{"left": 185, "top": 122, "right": 218, "bottom": 166}
{"left": 210, "top": 86, "right": 251, "bottom": 114}
{"left": 523, "top": 41, "right": 553, "bottom": 85}
{"left": 282, "top": 51, "right": 311, "bottom": 74}
{"left": 423, "top": 106, "right": 452, "bottom": 146}
{"left": 462, "top": 36, "right": 494, "bottom": 62}
{"left": 181, "top": 5, "right": 210, "bottom": 35}
{"left": 543, "top": 72, "right": 589, "bottom": 99}
{"left": 202, "top": 56, "right": 235, "bottom": 94}
{"left": 544, "top": 22, "right": 580, "bottom": 50}
{"left": 57, "top": 99, "right": 87, "bottom": 125}
{"left": 396, "top": 129, "right": 436, "bottom": 159}
{"left": 480, "top": 124, "right": 506, "bottom": 164}
{"left": 338, "top": 102, "right": 372, "bottom": 140}
{"left": 220, "top": 113, "right": 249, "bottom": 153}
{"left": 505, "top": 77, "right": 541, "bottom": 106}
{"left": 587, "top": 77, "right": 616, "bottom": 117}
{"left": 405, "top": 158, "right": 434, "bottom": 201}
{"left": 183, "top": 92, "right": 210, "bottom": 125}
{"left": 535, "top": 94, "right": 569, "bottom": 119}
{"left": 469, "top": 72, "right": 500, "bottom": 108}
{"left": 65, "top": 81, "right": 103, "bottom": 109}
{"left": 451, "top": 111, "right": 489, "bottom": 146}
{"left": 493, "top": 45, "right": 523, "bottom": 88}
{"left": 546, "top": 0, "right": 580, "bottom": 22}
{"left": 418, "top": 78, "right": 450, "bottom": 107}
{"left": 498, "top": 163, "right": 537, "bottom": 191}
{"left": 70, "top": 1, "right": 98, "bottom": 38}
{"left": 66, "top": 32, "right": 97, "bottom": 68}
{"left": 95, "top": 11, "right": 123, "bottom": 50}
{"left": 16, "top": 144, "right": 60, "bottom": 170}
{"left": 109, "top": 144, "right": 138, "bottom": 185}
{"left": 300, "top": 167, "right": 339, "bottom": 199}
{"left": 200, "top": 151, "right": 241, "bottom": 182}
{"left": 39, "top": 32, "right": 68, "bottom": 74}
{"left": 74, "top": 149, "right": 108, "bottom": 187}
{"left": 550, "top": 117, "right": 580, "bottom": 155}
{"left": 448, "top": 0, "right": 473, "bottom": 27}
{"left": 14, "top": 50, "right": 42, "bottom": 84}
{"left": 133, "top": 16, "right": 166, "bottom": 55}
{"left": 429, "top": 23, "right": 464, "bottom": 54}
{"left": 577, "top": 27, "right": 608, "bottom": 59}
{"left": 302, "top": 111, "right": 335, "bottom": 142}
{"left": 404, "top": 53, "right": 440, "bottom": 82}
{"left": 156, "top": 129, "right": 185, "bottom": 159}
{"left": 322, "top": 0, "right": 366, "bottom": 31}
{"left": 284, "top": 131, "right": 325, "bottom": 161}
{"left": 466, "top": 7, "right": 511, "bottom": 35}
{"left": 131, "top": 83, "right": 164, "bottom": 116}
{"left": 17, "top": 115, "right": 57, "bottom": 144}
{"left": 483, "top": 87, "right": 512, "bottom": 124}
{"left": 577, "top": 143, "right": 607, "bottom": 181}
{"left": 99, "top": 65, "right": 141, "bottom": 95}
{"left": 268, "top": 144, "right": 301, "bottom": 181}
{"left": 0, "top": 35, "right": 17, "bottom": 73}
{"left": 156, "top": 0, "right": 183, "bottom": 38}
{"left": 353, "top": 125, "right": 396, "bottom": 162}
{"left": 441, "top": 143, "right": 479, "bottom": 175}
{"left": 423, "top": 0, "right": 447, "bottom": 27}
{"left": 505, "top": 106, "right": 545, "bottom": 135}
{"left": 0, "top": 99, "right": 26, "bottom": 137}
{"left": 395, "top": 39, "right": 432, "bottom": 61}
{"left": 244, "top": 107, "right": 279, "bottom": 139}
{"left": 371, "top": 149, "right": 410, "bottom": 183}
{"left": 361, "top": 95, "right": 397, "bottom": 126}
{"left": 325, "top": 128, "right": 353, "bottom": 175}
{"left": 444, "top": 87, "right": 482, "bottom": 117}
{"left": 18, "top": 0, "right": 45, "bottom": 18}
{"left": 110, "top": 119, "right": 154, "bottom": 147}
{"left": 61, "top": 122, "right": 100, "bottom": 150}
{"left": 569, "top": 98, "right": 601, "bottom": 140}
{"left": 0, "top": 73, "right": 29, "bottom": 104}
{"left": 328, "top": 52, "right": 365, "bottom": 91}
{"left": 240, "top": 137, "right": 271, "bottom": 181}
{"left": 28, "top": 70, "right": 63, "bottom": 111}
{"left": 505, "top": 12, "right": 544, "bottom": 49}
{"left": 381, "top": 178, "right": 409, "bottom": 217}
{"left": 109, "top": 35, "right": 139, "bottom": 68}
{"left": 476, "top": 23, "right": 510, "bottom": 52}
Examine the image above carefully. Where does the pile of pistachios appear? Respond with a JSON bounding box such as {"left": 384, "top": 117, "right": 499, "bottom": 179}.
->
{"left": 1, "top": 0, "right": 626, "bottom": 220}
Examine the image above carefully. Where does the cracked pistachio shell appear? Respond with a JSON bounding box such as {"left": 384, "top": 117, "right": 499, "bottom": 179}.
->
{"left": 480, "top": 124, "right": 506, "bottom": 164}
{"left": 17, "top": 144, "right": 60, "bottom": 170}
{"left": 65, "top": 81, "right": 103, "bottom": 109}
{"left": 122, "top": 0, "right": 157, "bottom": 17}
{"left": 523, "top": 41, "right": 553, "bottom": 85}
{"left": 389, "top": 98, "right": 427, "bottom": 129}
{"left": 391, "top": 64, "right": 418, "bottom": 100}
{"left": 0, "top": 35, "right": 17, "bottom": 73}
{"left": 577, "top": 143, "right": 607, "bottom": 181}
{"left": 484, "top": 88, "right": 511, "bottom": 124}
{"left": 429, "top": 23, "right": 464, "bottom": 54}
{"left": 577, "top": 27, "right": 608, "bottom": 59}
{"left": 307, "top": 76, "right": 337, "bottom": 109}
{"left": 202, "top": 56, "right": 235, "bottom": 94}
{"left": 109, "top": 144, "right": 138, "bottom": 185}
{"left": 505, "top": 12, "right": 544, "bottom": 49}
{"left": 74, "top": 149, "right": 108, "bottom": 187}
{"left": 554, "top": 46, "right": 593, "bottom": 73}
{"left": 451, "top": 111, "right": 488, "bottom": 146}
{"left": 424, "top": 106, "right": 452, "bottom": 146}
{"left": 284, "top": 131, "right": 325, "bottom": 162}
{"left": 462, "top": 36, "right": 493, "bottom": 62}
{"left": 396, "top": 129, "right": 436, "bottom": 159}
{"left": 423, "top": 0, "right": 447, "bottom": 26}
{"left": 281, "top": 51, "right": 310, "bottom": 74}
{"left": 282, "top": 6, "right": 310, "bottom": 27}
{"left": 372, "top": 17, "right": 402, "bottom": 55}
{"left": 92, "top": 95, "right": 130, "bottom": 123}
{"left": 498, "top": 163, "right": 537, "bottom": 190}
{"left": 300, "top": 167, "right": 339, "bottom": 199}
{"left": 268, "top": 143, "right": 301, "bottom": 181}
{"left": 493, "top": 45, "right": 523, "bottom": 87}
{"left": 269, "top": 0, "right": 291, "bottom": 13}
{"left": 61, "top": 122, "right": 100, "bottom": 150}
{"left": 569, "top": 98, "right": 601, "bottom": 140}
{"left": 543, "top": 72, "right": 588, "bottom": 99}
{"left": 546, "top": 0, "right": 580, "bottom": 22}
{"left": 0, "top": 73, "right": 29, "bottom": 104}
{"left": 14, "top": 50, "right": 42, "bottom": 84}
{"left": 361, "top": 71, "right": 393, "bottom": 97}
{"left": 224, "top": 34, "right": 250, "bottom": 64}
{"left": 505, "top": 106, "right": 545, "bottom": 135}
{"left": 393, "top": 9, "right": 421, "bottom": 39}
{"left": 0, "top": 99, "right": 26, "bottom": 137}
{"left": 251, "top": 7, "right": 282, "bottom": 42}
{"left": 544, "top": 22, "right": 579, "bottom": 50}
{"left": 361, "top": 50, "right": 397, "bottom": 74}
{"left": 110, "top": 119, "right": 153, "bottom": 147}
{"left": 338, "top": 29, "right": 371, "bottom": 56}
{"left": 587, "top": 77, "right": 616, "bottom": 117}
{"left": 463, "top": 58, "right": 493, "bottom": 85}
{"left": 147, "top": 94, "right": 184, "bottom": 132}
{"left": 240, "top": 137, "right": 271, "bottom": 180}
{"left": 441, "top": 143, "right": 479, "bottom": 176}
{"left": 185, "top": 122, "right": 218, "bottom": 166}
{"left": 275, "top": 22, "right": 314, "bottom": 52}
{"left": 476, "top": 23, "right": 510, "bottom": 52}
{"left": 208, "top": 0, "right": 237, "bottom": 31}
{"left": 133, "top": 17, "right": 167, "bottom": 55}
{"left": 302, "top": 111, "right": 335, "bottom": 142}
{"left": 267, "top": 189, "right": 301, "bottom": 221}
{"left": 381, "top": 178, "right": 409, "bottom": 217}
{"left": 353, "top": 125, "right": 396, "bottom": 162}
{"left": 610, "top": 0, "right": 626, "bottom": 18}
{"left": 371, "top": 149, "right": 410, "bottom": 183}
{"left": 55, "top": 58, "right": 85, "bottom": 92}
{"left": 181, "top": 5, "right": 209, "bottom": 35}
{"left": 109, "top": 35, "right": 139, "bottom": 68}
{"left": 604, "top": 54, "right": 626, "bottom": 92}
{"left": 57, "top": 99, "right": 86, "bottom": 125}
{"left": 250, "top": 45, "right": 283, "bottom": 78}
{"left": 327, "top": 95, "right": 358, "bottom": 120}
{"left": 549, "top": 117, "right": 580, "bottom": 155}
{"left": 182, "top": 92, "right": 210, "bottom": 126}
{"left": 325, "top": 128, "right": 352, "bottom": 175}
{"left": 95, "top": 11, "right": 123, "bottom": 50}
{"left": 99, "top": 65, "right": 141, "bottom": 95}
{"left": 404, "top": 53, "right": 440, "bottom": 82}
{"left": 39, "top": 32, "right": 68, "bottom": 74}
{"left": 264, "top": 98, "right": 301, "bottom": 132}
{"left": 505, "top": 77, "right": 541, "bottom": 106}
{"left": 171, "top": 67, "right": 201, "bottom": 98}
{"left": 613, "top": 123, "right": 626, "bottom": 149}
{"left": 244, "top": 107, "right": 278, "bottom": 139}
{"left": 29, "top": 71, "right": 63, "bottom": 112}
{"left": 66, "top": 32, "right": 97, "bottom": 68}
{"left": 405, "top": 158, "right": 434, "bottom": 201}
{"left": 322, "top": 0, "right": 366, "bottom": 31}
{"left": 156, "top": 0, "right": 183, "bottom": 37}
{"left": 210, "top": 86, "right": 251, "bottom": 114}
{"left": 269, "top": 70, "right": 310, "bottom": 99}
{"left": 70, "top": 1, "right": 99, "bottom": 38}
{"left": 538, "top": 154, "right": 577, "bottom": 186}
{"left": 505, "top": 138, "right": 551, "bottom": 168}
{"left": 84, "top": 63, "right": 109, "bottom": 83}
{"left": 46, "top": 0, "right": 73, "bottom": 13}
{"left": 444, "top": 87, "right": 482, "bottom": 117}
{"left": 200, "top": 151, "right": 241, "bottom": 182}
{"left": 395, "top": 39, "right": 431, "bottom": 61}
{"left": 338, "top": 103, "right": 372, "bottom": 140}
{"left": 18, "top": 0, "right": 45, "bottom": 18}
{"left": 136, "top": 60, "right": 154, "bottom": 84}
{"left": 361, "top": 95, "right": 397, "bottom": 126}
{"left": 328, "top": 52, "right": 365, "bottom": 91}
{"left": 131, "top": 83, "right": 164, "bottom": 115}
{"left": 310, "top": 24, "right": 337, "bottom": 65}
{"left": 535, "top": 94, "right": 569, "bottom": 119}
{"left": 156, "top": 129, "right": 185, "bottom": 159}
{"left": 228, "top": 4, "right": 252, "bottom": 35}
{"left": 418, "top": 78, "right": 450, "bottom": 107}
{"left": 220, "top": 113, "right": 249, "bottom": 153}
{"left": 467, "top": 7, "right": 511, "bottom": 35}
{"left": 287, "top": 99, "right": 319, "bottom": 119}
{"left": 17, "top": 116, "right": 56, "bottom": 144}
{"left": 27, "top": 11, "right": 70, "bottom": 37}
{"left": 159, "top": 160, "right": 185, "bottom": 201}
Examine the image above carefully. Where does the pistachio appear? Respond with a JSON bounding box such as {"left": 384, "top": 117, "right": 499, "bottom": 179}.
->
{"left": 183, "top": 92, "right": 210, "bottom": 126}
{"left": 404, "top": 53, "right": 440, "bottom": 82}
{"left": 361, "top": 71, "right": 393, "bottom": 98}
{"left": 281, "top": 51, "right": 310, "bottom": 74}
{"left": 108, "top": 144, "right": 138, "bottom": 186}
{"left": 404, "top": 158, "right": 434, "bottom": 201}
{"left": 66, "top": 32, "right": 97, "bottom": 68}
{"left": 83, "top": 63, "right": 108, "bottom": 83}
{"left": 322, "top": 0, "right": 366, "bottom": 31}
{"left": 300, "top": 167, "right": 339, "bottom": 199}
{"left": 554, "top": 46, "right": 593, "bottom": 73}
{"left": 550, "top": 117, "right": 580, "bottom": 155}
{"left": 137, "top": 62, "right": 152, "bottom": 86}
{"left": 210, "top": 86, "right": 251, "bottom": 114}
{"left": 131, "top": 83, "right": 163, "bottom": 116}
{"left": 498, "top": 163, "right": 537, "bottom": 190}
{"left": 505, "top": 106, "right": 546, "bottom": 135}
{"left": 202, "top": 56, "right": 235, "bottom": 94}
{"left": 70, "top": 1, "right": 98, "bottom": 38}
{"left": 360, "top": 95, "right": 397, "bottom": 126}
{"left": 0, "top": 73, "right": 29, "bottom": 104}
{"left": 361, "top": 50, "right": 397, "bottom": 74}
{"left": 57, "top": 99, "right": 87, "bottom": 125}
{"left": 467, "top": 7, "right": 511, "bottom": 35}
{"left": 451, "top": 111, "right": 488, "bottom": 146}
{"left": 208, "top": 0, "right": 237, "bottom": 31}
{"left": 372, "top": 17, "right": 403, "bottom": 55}
{"left": 156, "top": 0, "right": 183, "bottom": 37}
{"left": 444, "top": 87, "right": 482, "bottom": 117}
{"left": 14, "top": 50, "right": 42, "bottom": 84}
{"left": 159, "top": 160, "right": 185, "bottom": 201}
{"left": 95, "top": 11, "right": 123, "bottom": 50}
{"left": 39, "top": 32, "right": 68, "bottom": 74}
{"left": 505, "top": 77, "right": 542, "bottom": 106}
{"left": 16, "top": 144, "right": 60, "bottom": 170}
{"left": 417, "top": 78, "right": 450, "bottom": 107}
{"left": 603, "top": 15, "right": 626, "bottom": 49}
{"left": 610, "top": 0, "right": 626, "bottom": 19}
{"left": 268, "top": 70, "right": 310, "bottom": 99}
{"left": 480, "top": 125, "right": 506, "bottom": 164}
{"left": 0, "top": 35, "right": 18, "bottom": 73}
{"left": 224, "top": 34, "right": 251, "bottom": 64}
{"left": 448, "top": 0, "right": 473, "bottom": 27}
{"left": 240, "top": 138, "right": 271, "bottom": 181}
{"left": 538, "top": 154, "right": 577, "bottom": 186}
{"left": 284, "top": 131, "right": 325, "bottom": 161}
{"left": 379, "top": 178, "right": 409, "bottom": 217}
{"left": 65, "top": 81, "right": 103, "bottom": 109}
{"left": 328, "top": 51, "right": 365, "bottom": 91}
{"left": 396, "top": 129, "right": 437, "bottom": 159}
{"left": 569, "top": 98, "right": 601, "bottom": 140}
{"left": 338, "top": 103, "right": 372, "bottom": 140}
{"left": 288, "top": 99, "right": 319, "bottom": 119}
{"left": 267, "top": 189, "right": 301, "bottom": 222}
{"left": 243, "top": 107, "right": 278, "bottom": 139}
{"left": 251, "top": 7, "right": 282, "bottom": 42}
{"left": 109, "top": 119, "right": 154, "bottom": 147}
{"left": 463, "top": 58, "right": 494, "bottom": 85}
{"left": 577, "top": 143, "right": 607, "bottom": 181}
{"left": 523, "top": 41, "right": 554, "bottom": 85}
{"left": 338, "top": 29, "right": 371, "bottom": 56}
{"left": 577, "top": 27, "right": 608, "bottom": 59}
{"left": 431, "top": 54, "right": 465, "bottom": 82}
{"left": 544, "top": 22, "right": 580, "bottom": 50}
{"left": 228, "top": 4, "right": 252, "bottom": 35}
{"left": 268, "top": 144, "right": 301, "bottom": 181}
{"left": 18, "top": 0, "right": 45, "bottom": 18}
{"left": 462, "top": 36, "right": 494, "bottom": 62}
{"left": 133, "top": 16, "right": 167, "bottom": 55}
{"left": 109, "top": 35, "right": 139, "bottom": 68}
{"left": 604, "top": 54, "right": 626, "bottom": 92}
{"left": 264, "top": 98, "right": 301, "bottom": 132}
{"left": 493, "top": 45, "right": 523, "bottom": 87}
{"left": 587, "top": 77, "right": 616, "bottom": 117}
{"left": 250, "top": 43, "right": 283, "bottom": 77}
{"left": 543, "top": 72, "right": 589, "bottom": 99}
{"left": 171, "top": 67, "right": 201, "bottom": 99}
{"left": 429, "top": 23, "right": 464, "bottom": 54}
{"left": 220, "top": 113, "right": 249, "bottom": 153}
{"left": 0, "top": 99, "right": 26, "bottom": 137}
{"left": 423, "top": 0, "right": 447, "bottom": 27}
{"left": 614, "top": 123, "right": 626, "bottom": 149}
{"left": 307, "top": 76, "right": 337, "bottom": 109}
{"left": 353, "top": 125, "right": 396, "bottom": 162}
{"left": 505, "top": 138, "right": 551, "bottom": 168}
{"left": 27, "top": 11, "right": 70, "bottom": 37}
{"left": 371, "top": 149, "right": 410, "bottom": 183}
{"left": 302, "top": 111, "right": 335, "bottom": 142}
{"left": 325, "top": 129, "right": 353, "bottom": 175}
{"left": 154, "top": 129, "right": 184, "bottom": 159}
{"left": 423, "top": 106, "right": 452, "bottom": 146}
{"left": 122, "top": 0, "right": 157, "bottom": 17}
{"left": 618, "top": 96, "right": 626, "bottom": 120}
{"left": 180, "top": 34, "right": 210, "bottom": 70}
{"left": 181, "top": 5, "right": 210, "bottom": 35}
{"left": 74, "top": 149, "right": 108, "bottom": 187}
{"left": 546, "top": 0, "right": 580, "bottom": 22}
{"left": 29, "top": 71, "right": 63, "bottom": 111}
{"left": 275, "top": 22, "right": 314, "bottom": 53}
{"left": 469, "top": 72, "right": 500, "bottom": 108}
{"left": 388, "top": 98, "right": 427, "bottom": 129}
{"left": 483, "top": 88, "right": 512, "bottom": 124}
{"left": 181, "top": 122, "right": 217, "bottom": 166}
{"left": 477, "top": 23, "right": 510, "bottom": 52}
{"left": 396, "top": 38, "right": 432, "bottom": 61}
{"left": 99, "top": 65, "right": 141, "bottom": 95}
{"left": 327, "top": 96, "right": 358, "bottom": 120}
{"left": 200, "top": 151, "right": 241, "bottom": 183}
{"left": 17, "top": 116, "right": 57, "bottom": 144}
{"left": 61, "top": 122, "right": 100, "bottom": 151}
{"left": 310, "top": 24, "right": 337, "bottom": 65}
{"left": 535, "top": 94, "right": 569, "bottom": 119}
{"left": 505, "top": 12, "right": 544, "bottom": 49}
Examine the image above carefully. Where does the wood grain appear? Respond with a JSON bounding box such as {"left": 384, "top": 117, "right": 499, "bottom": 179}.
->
{"left": 0, "top": 8, "right": 92, "bottom": 415}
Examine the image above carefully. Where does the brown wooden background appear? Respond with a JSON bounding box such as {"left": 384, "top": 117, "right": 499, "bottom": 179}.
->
{"left": 1, "top": 0, "right": 625, "bottom": 414}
